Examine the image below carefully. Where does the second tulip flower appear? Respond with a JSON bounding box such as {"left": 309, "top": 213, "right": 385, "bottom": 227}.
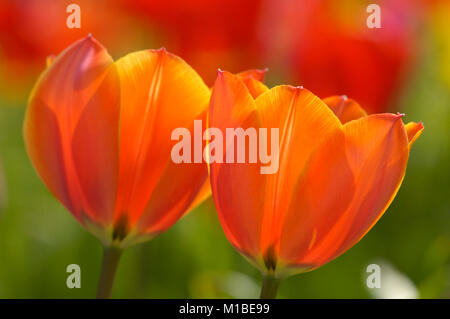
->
{"left": 209, "top": 71, "right": 423, "bottom": 298}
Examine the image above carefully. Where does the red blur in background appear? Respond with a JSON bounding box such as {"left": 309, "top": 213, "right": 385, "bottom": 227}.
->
{"left": 259, "top": 0, "right": 420, "bottom": 113}
{"left": 0, "top": 0, "right": 433, "bottom": 113}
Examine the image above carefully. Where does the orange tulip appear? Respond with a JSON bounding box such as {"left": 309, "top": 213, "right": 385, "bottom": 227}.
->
{"left": 23, "top": 35, "right": 211, "bottom": 297}
{"left": 209, "top": 71, "right": 423, "bottom": 298}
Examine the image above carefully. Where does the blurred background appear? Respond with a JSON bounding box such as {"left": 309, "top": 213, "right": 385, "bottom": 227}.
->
{"left": 0, "top": 0, "right": 448, "bottom": 298}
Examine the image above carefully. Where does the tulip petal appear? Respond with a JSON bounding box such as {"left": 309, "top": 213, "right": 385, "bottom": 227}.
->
{"left": 24, "top": 99, "right": 72, "bottom": 212}
{"left": 185, "top": 175, "right": 213, "bottom": 213}
{"left": 46, "top": 55, "right": 55, "bottom": 67}
{"left": 136, "top": 161, "right": 208, "bottom": 235}
{"left": 71, "top": 64, "right": 120, "bottom": 225}
{"left": 24, "top": 36, "right": 119, "bottom": 226}
{"left": 405, "top": 121, "right": 424, "bottom": 147}
{"left": 114, "top": 48, "right": 211, "bottom": 232}
{"left": 237, "top": 69, "right": 269, "bottom": 98}
{"left": 255, "top": 86, "right": 342, "bottom": 256}
{"left": 210, "top": 71, "right": 258, "bottom": 131}
{"left": 209, "top": 71, "right": 265, "bottom": 258}
{"left": 181, "top": 69, "right": 268, "bottom": 216}
{"left": 243, "top": 77, "right": 269, "bottom": 99}
{"left": 323, "top": 95, "right": 367, "bottom": 124}
{"left": 237, "top": 69, "right": 268, "bottom": 82}
{"left": 136, "top": 115, "right": 209, "bottom": 234}
{"left": 280, "top": 113, "right": 409, "bottom": 268}
{"left": 278, "top": 129, "right": 356, "bottom": 271}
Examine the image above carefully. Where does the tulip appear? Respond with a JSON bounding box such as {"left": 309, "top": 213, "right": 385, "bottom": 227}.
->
{"left": 209, "top": 71, "right": 423, "bottom": 298}
{"left": 23, "top": 35, "right": 212, "bottom": 298}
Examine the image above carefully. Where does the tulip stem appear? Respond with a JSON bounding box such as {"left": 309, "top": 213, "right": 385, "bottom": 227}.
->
{"left": 259, "top": 275, "right": 281, "bottom": 299}
{"left": 96, "top": 246, "right": 122, "bottom": 299}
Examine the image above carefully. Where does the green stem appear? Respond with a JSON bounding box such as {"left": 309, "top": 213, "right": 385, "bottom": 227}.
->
{"left": 259, "top": 275, "right": 281, "bottom": 299}
{"left": 96, "top": 246, "right": 122, "bottom": 299}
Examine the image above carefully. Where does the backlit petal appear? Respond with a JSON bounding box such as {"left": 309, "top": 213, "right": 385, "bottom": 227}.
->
{"left": 237, "top": 69, "right": 268, "bottom": 82}
{"left": 255, "top": 86, "right": 341, "bottom": 257}
{"left": 185, "top": 176, "right": 213, "bottom": 214}
{"left": 46, "top": 55, "right": 55, "bottom": 67}
{"left": 405, "top": 121, "right": 424, "bottom": 148}
{"left": 114, "top": 48, "right": 210, "bottom": 234}
{"left": 323, "top": 95, "right": 367, "bottom": 124}
{"left": 71, "top": 64, "right": 120, "bottom": 226}
{"left": 278, "top": 129, "right": 355, "bottom": 272}
{"left": 24, "top": 36, "right": 119, "bottom": 226}
{"left": 209, "top": 71, "right": 265, "bottom": 259}
{"left": 237, "top": 69, "right": 269, "bottom": 98}
{"left": 135, "top": 115, "right": 209, "bottom": 234}
{"left": 185, "top": 69, "right": 268, "bottom": 215}
{"left": 280, "top": 114, "right": 409, "bottom": 269}
{"left": 24, "top": 98, "right": 72, "bottom": 212}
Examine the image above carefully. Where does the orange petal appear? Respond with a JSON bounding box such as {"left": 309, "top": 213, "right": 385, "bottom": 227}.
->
{"left": 24, "top": 98, "right": 72, "bottom": 212}
{"left": 237, "top": 68, "right": 268, "bottom": 82}
{"left": 255, "top": 86, "right": 342, "bottom": 258}
{"left": 405, "top": 121, "right": 424, "bottom": 148}
{"left": 278, "top": 129, "right": 355, "bottom": 272}
{"left": 186, "top": 69, "right": 268, "bottom": 212}
{"left": 237, "top": 69, "right": 269, "bottom": 98}
{"left": 114, "top": 48, "right": 211, "bottom": 234}
{"left": 243, "top": 77, "right": 269, "bottom": 99}
{"left": 46, "top": 55, "right": 55, "bottom": 67}
{"left": 210, "top": 71, "right": 257, "bottom": 130}
{"left": 280, "top": 113, "right": 409, "bottom": 269}
{"left": 135, "top": 115, "right": 209, "bottom": 235}
{"left": 24, "top": 36, "right": 120, "bottom": 226}
{"left": 71, "top": 64, "right": 120, "bottom": 226}
{"left": 323, "top": 95, "right": 367, "bottom": 124}
{"left": 136, "top": 160, "right": 208, "bottom": 235}
{"left": 209, "top": 71, "right": 265, "bottom": 259}
{"left": 185, "top": 178, "right": 212, "bottom": 213}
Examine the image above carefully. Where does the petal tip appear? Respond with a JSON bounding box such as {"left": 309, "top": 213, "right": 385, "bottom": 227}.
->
{"left": 80, "top": 33, "right": 103, "bottom": 49}
{"left": 256, "top": 67, "right": 269, "bottom": 77}
{"left": 154, "top": 47, "right": 168, "bottom": 56}
{"left": 396, "top": 112, "right": 405, "bottom": 118}
{"left": 254, "top": 68, "right": 269, "bottom": 79}
{"left": 84, "top": 33, "right": 97, "bottom": 45}
{"left": 215, "top": 68, "right": 228, "bottom": 84}
{"left": 217, "top": 68, "right": 228, "bottom": 78}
